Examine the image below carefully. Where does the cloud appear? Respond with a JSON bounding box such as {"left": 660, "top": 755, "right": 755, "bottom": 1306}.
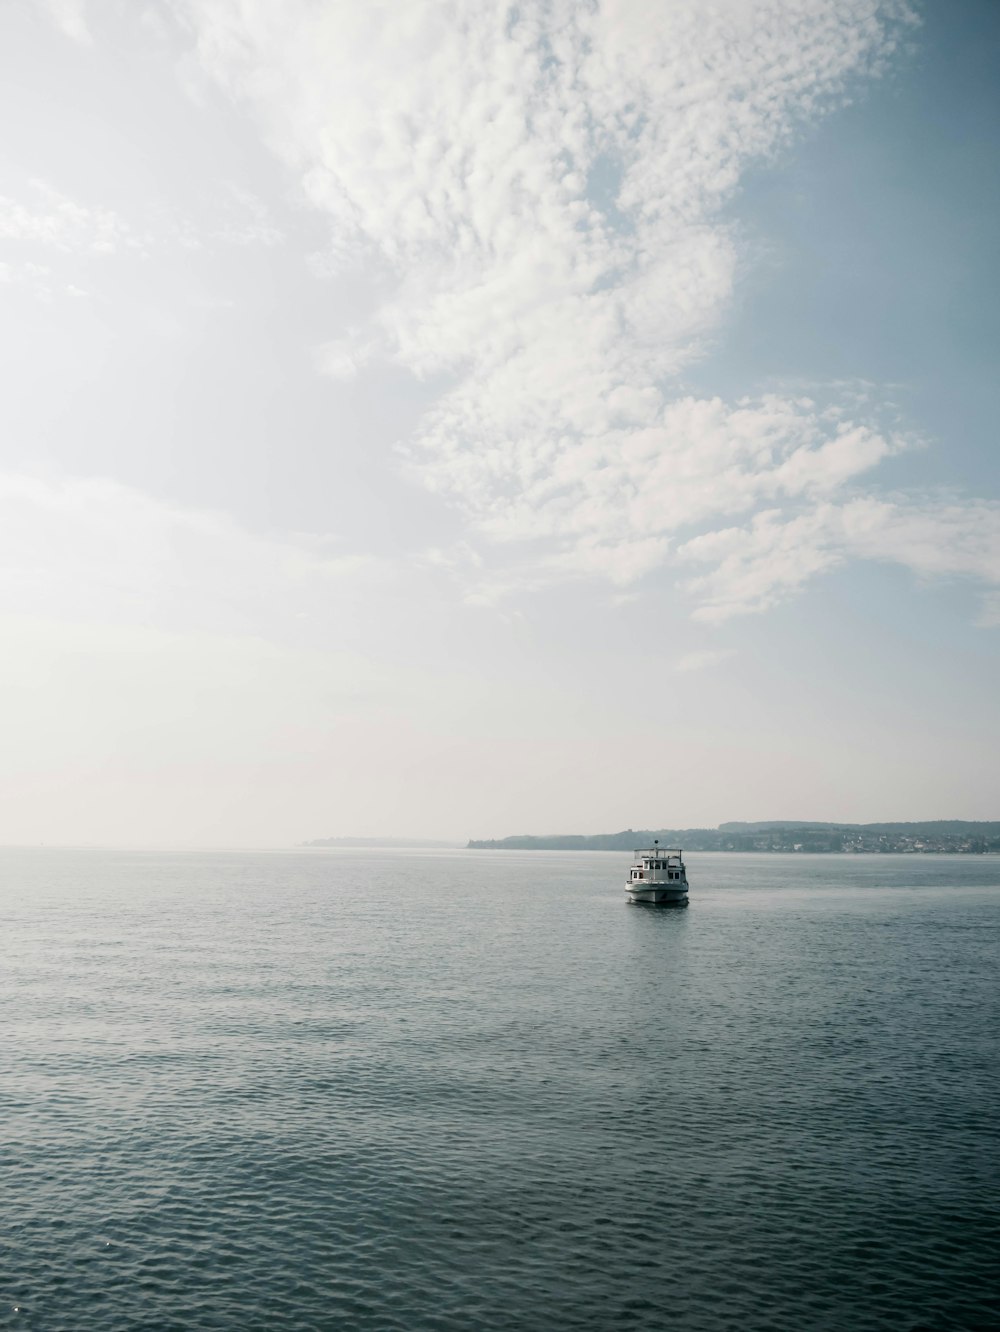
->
{"left": 0, "top": 258, "right": 53, "bottom": 297}
{"left": 678, "top": 498, "right": 1000, "bottom": 622}
{"left": 167, "top": 0, "right": 1000, "bottom": 626}
{"left": 843, "top": 497, "right": 1000, "bottom": 582}
{"left": 678, "top": 505, "right": 847, "bottom": 621}
{"left": 0, "top": 178, "right": 283, "bottom": 268}
{"left": 414, "top": 392, "right": 903, "bottom": 551}
{"left": 314, "top": 334, "right": 376, "bottom": 382}
{"left": 0, "top": 180, "right": 140, "bottom": 254}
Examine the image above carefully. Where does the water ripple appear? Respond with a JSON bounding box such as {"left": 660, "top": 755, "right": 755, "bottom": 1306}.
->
{"left": 1, "top": 849, "right": 998, "bottom": 1330}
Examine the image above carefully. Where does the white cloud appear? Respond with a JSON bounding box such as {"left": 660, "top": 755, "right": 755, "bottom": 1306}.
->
{"left": 0, "top": 178, "right": 281, "bottom": 269}
{"left": 678, "top": 505, "right": 847, "bottom": 621}
{"left": 314, "top": 334, "right": 376, "bottom": 382}
{"left": 0, "top": 179, "right": 140, "bottom": 254}
{"left": 168, "top": 0, "right": 1000, "bottom": 628}
{"left": 678, "top": 498, "right": 1000, "bottom": 622}
{"left": 843, "top": 497, "right": 1000, "bottom": 582}
{"left": 0, "top": 258, "right": 52, "bottom": 294}
{"left": 414, "top": 392, "right": 902, "bottom": 550}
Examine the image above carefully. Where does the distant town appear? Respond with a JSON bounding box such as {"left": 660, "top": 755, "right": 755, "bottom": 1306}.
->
{"left": 467, "top": 821, "right": 1000, "bottom": 854}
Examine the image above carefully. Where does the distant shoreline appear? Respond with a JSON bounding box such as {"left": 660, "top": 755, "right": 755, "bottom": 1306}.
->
{"left": 466, "top": 846, "right": 999, "bottom": 855}
{"left": 466, "top": 821, "right": 1000, "bottom": 855}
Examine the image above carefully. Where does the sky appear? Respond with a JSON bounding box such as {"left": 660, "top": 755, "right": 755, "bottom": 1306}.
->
{"left": 1, "top": 0, "right": 997, "bottom": 846}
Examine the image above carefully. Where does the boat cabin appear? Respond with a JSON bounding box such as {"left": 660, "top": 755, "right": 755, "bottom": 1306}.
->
{"left": 628, "top": 842, "right": 686, "bottom": 884}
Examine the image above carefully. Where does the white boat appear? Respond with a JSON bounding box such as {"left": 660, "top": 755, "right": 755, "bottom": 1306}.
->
{"left": 625, "top": 841, "right": 688, "bottom": 905}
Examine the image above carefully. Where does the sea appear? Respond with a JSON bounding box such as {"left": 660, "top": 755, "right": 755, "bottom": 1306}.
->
{"left": 2, "top": 848, "right": 998, "bottom": 1332}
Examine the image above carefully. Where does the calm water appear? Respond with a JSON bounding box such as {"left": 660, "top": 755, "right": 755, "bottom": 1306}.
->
{"left": 2, "top": 849, "right": 998, "bottom": 1332}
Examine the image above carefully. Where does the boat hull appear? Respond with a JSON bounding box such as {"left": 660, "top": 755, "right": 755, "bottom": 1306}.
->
{"left": 626, "top": 886, "right": 688, "bottom": 906}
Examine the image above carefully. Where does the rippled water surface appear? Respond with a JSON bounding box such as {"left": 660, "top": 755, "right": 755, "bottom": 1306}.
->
{"left": 2, "top": 849, "right": 999, "bottom": 1331}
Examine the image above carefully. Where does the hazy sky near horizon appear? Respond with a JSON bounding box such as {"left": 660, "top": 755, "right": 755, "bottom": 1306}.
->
{"left": 1, "top": 0, "right": 998, "bottom": 845}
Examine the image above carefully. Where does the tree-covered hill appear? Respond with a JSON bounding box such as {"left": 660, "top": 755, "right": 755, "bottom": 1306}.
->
{"left": 467, "top": 822, "right": 1000, "bottom": 853}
